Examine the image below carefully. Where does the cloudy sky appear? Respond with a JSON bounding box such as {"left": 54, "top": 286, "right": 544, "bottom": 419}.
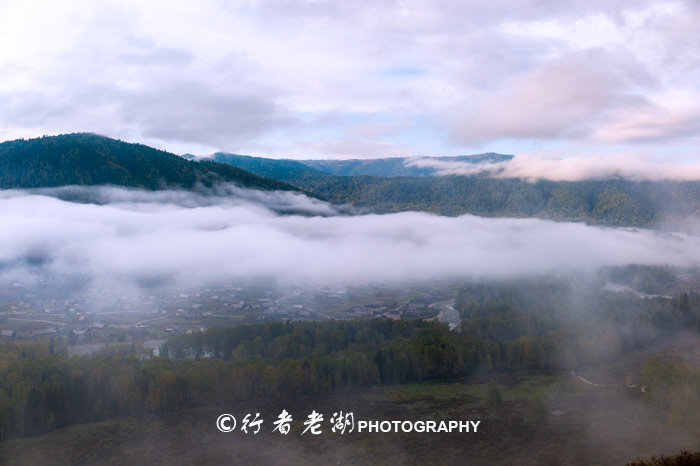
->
{"left": 1, "top": 0, "right": 699, "bottom": 160}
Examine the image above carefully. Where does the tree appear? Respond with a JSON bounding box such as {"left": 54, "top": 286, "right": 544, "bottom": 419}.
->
{"left": 11, "top": 378, "right": 32, "bottom": 437}
{"left": 0, "top": 388, "right": 13, "bottom": 441}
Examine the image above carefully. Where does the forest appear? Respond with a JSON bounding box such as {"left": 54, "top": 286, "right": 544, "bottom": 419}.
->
{"left": 3, "top": 134, "right": 700, "bottom": 228}
{"left": 2, "top": 278, "right": 699, "bottom": 441}
{"left": 212, "top": 153, "right": 700, "bottom": 227}
{"left": 0, "top": 133, "right": 297, "bottom": 192}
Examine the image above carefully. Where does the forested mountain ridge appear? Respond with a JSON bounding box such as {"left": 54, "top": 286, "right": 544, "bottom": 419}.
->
{"left": 0, "top": 134, "right": 298, "bottom": 192}
{"left": 211, "top": 152, "right": 512, "bottom": 178}
{"left": 3, "top": 135, "right": 700, "bottom": 227}
{"left": 299, "top": 153, "right": 513, "bottom": 176}
{"left": 212, "top": 153, "right": 700, "bottom": 227}
{"left": 211, "top": 152, "right": 325, "bottom": 182}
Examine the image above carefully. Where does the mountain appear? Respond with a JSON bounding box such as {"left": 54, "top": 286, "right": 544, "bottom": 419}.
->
{"left": 4, "top": 135, "right": 700, "bottom": 227}
{"left": 210, "top": 153, "right": 700, "bottom": 227}
{"left": 211, "top": 153, "right": 325, "bottom": 182}
{"left": 0, "top": 133, "right": 298, "bottom": 192}
{"left": 212, "top": 152, "right": 512, "bottom": 178}
{"left": 298, "top": 153, "right": 512, "bottom": 177}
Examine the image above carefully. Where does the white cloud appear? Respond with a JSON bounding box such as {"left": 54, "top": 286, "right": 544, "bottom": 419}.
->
{"left": 1, "top": 186, "right": 699, "bottom": 298}
{"left": 449, "top": 47, "right": 657, "bottom": 144}
{"left": 1, "top": 0, "right": 700, "bottom": 156}
{"left": 408, "top": 152, "right": 700, "bottom": 181}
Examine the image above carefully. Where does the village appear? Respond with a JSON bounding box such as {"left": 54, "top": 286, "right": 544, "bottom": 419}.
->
{"left": 0, "top": 280, "right": 458, "bottom": 355}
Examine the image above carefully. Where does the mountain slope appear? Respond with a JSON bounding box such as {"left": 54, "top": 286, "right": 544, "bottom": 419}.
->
{"left": 4, "top": 135, "right": 699, "bottom": 228}
{"left": 211, "top": 153, "right": 700, "bottom": 227}
{"left": 298, "top": 153, "right": 512, "bottom": 177}
{"left": 210, "top": 153, "right": 324, "bottom": 182}
{"left": 0, "top": 133, "right": 298, "bottom": 192}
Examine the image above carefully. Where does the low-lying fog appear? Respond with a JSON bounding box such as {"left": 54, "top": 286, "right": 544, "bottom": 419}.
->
{"left": 407, "top": 153, "right": 700, "bottom": 181}
{"left": 1, "top": 185, "right": 699, "bottom": 295}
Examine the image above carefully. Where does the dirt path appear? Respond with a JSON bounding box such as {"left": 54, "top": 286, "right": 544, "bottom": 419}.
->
{"left": 569, "top": 371, "right": 608, "bottom": 387}
{"left": 7, "top": 317, "right": 68, "bottom": 326}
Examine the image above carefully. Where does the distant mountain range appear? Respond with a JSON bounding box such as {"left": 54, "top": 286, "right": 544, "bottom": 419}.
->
{"left": 210, "top": 152, "right": 512, "bottom": 178}
{"left": 208, "top": 153, "right": 700, "bottom": 227}
{"left": 2, "top": 134, "right": 700, "bottom": 227}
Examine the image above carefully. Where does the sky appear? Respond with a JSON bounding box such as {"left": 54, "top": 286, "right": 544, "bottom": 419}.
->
{"left": 1, "top": 0, "right": 699, "bottom": 161}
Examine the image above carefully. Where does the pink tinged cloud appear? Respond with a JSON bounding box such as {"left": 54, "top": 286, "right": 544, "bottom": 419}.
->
{"left": 451, "top": 48, "right": 657, "bottom": 144}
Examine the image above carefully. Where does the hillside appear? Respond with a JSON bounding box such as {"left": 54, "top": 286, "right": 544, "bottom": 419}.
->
{"left": 211, "top": 152, "right": 512, "bottom": 178}
{"left": 299, "top": 153, "right": 512, "bottom": 177}
{"left": 4, "top": 136, "right": 700, "bottom": 227}
{"left": 0, "top": 134, "right": 298, "bottom": 192}
{"left": 211, "top": 152, "right": 324, "bottom": 182}
{"left": 208, "top": 154, "right": 700, "bottom": 227}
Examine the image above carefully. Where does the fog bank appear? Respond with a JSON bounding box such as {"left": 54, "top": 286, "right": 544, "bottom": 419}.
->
{"left": 407, "top": 153, "right": 700, "bottom": 181}
{"left": 2, "top": 185, "right": 699, "bottom": 298}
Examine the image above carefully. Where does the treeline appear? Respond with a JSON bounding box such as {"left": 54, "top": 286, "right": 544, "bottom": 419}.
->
{"left": 456, "top": 279, "right": 700, "bottom": 367}
{"left": 214, "top": 153, "right": 700, "bottom": 227}
{"left": 2, "top": 283, "right": 699, "bottom": 441}
{"left": 5, "top": 134, "right": 700, "bottom": 227}
{"left": 0, "top": 320, "right": 462, "bottom": 440}
{"left": 212, "top": 152, "right": 512, "bottom": 178}
{"left": 0, "top": 133, "right": 297, "bottom": 192}
{"left": 0, "top": 317, "right": 562, "bottom": 440}
{"left": 298, "top": 153, "right": 511, "bottom": 177}
{"left": 641, "top": 358, "right": 700, "bottom": 429}
{"left": 606, "top": 265, "right": 679, "bottom": 295}
{"left": 297, "top": 176, "right": 700, "bottom": 227}
{"left": 628, "top": 450, "right": 700, "bottom": 466}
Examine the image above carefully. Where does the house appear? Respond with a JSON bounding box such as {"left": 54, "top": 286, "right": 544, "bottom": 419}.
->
{"left": 0, "top": 330, "right": 15, "bottom": 339}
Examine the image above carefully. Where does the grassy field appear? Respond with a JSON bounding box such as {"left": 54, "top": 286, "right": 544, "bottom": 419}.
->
{"left": 361, "top": 373, "right": 587, "bottom": 406}
{"left": 2, "top": 367, "right": 699, "bottom": 465}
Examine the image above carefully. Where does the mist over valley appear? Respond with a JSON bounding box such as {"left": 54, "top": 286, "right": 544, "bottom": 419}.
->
{"left": 3, "top": 0, "right": 700, "bottom": 462}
